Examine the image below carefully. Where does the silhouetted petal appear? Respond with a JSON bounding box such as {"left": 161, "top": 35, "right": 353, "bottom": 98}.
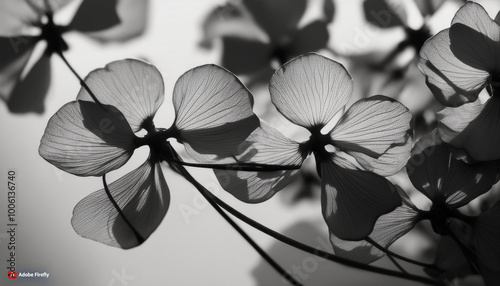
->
{"left": 408, "top": 130, "right": 497, "bottom": 207}
{"left": 39, "top": 101, "right": 135, "bottom": 176}
{"left": 438, "top": 96, "right": 500, "bottom": 161}
{"left": 214, "top": 121, "right": 303, "bottom": 203}
{"left": 200, "top": 3, "right": 269, "bottom": 49}
{"left": 281, "top": 20, "right": 330, "bottom": 61}
{"left": 270, "top": 53, "right": 353, "bottom": 129}
{"left": 73, "top": 0, "right": 149, "bottom": 42}
{"left": 69, "top": 0, "right": 120, "bottom": 32}
{"left": 71, "top": 159, "right": 169, "bottom": 249}
{"left": 173, "top": 64, "right": 257, "bottom": 162}
{"left": 321, "top": 156, "right": 401, "bottom": 240}
{"left": 7, "top": 52, "right": 50, "bottom": 114}
{"left": 425, "top": 223, "right": 473, "bottom": 279}
{"left": 419, "top": 29, "right": 489, "bottom": 106}
{"left": 331, "top": 95, "right": 413, "bottom": 176}
{"left": 0, "top": 36, "right": 35, "bottom": 103}
{"left": 77, "top": 59, "right": 164, "bottom": 132}
{"left": 330, "top": 186, "right": 419, "bottom": 264}
{"left": 220, "top": 37, "right": 273, "bottom": 75}
{"left": 474, "top": 201, "right": 500, "bottom": 283}
{"left": 243, "top": 0, "right": 306, "bottom": 40}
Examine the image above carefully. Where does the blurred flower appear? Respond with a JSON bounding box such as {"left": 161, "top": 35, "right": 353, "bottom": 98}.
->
{"left": 200, "top": 0, "right": 334, "bottom": 87}
{"left": 0, "top": 0, "right": 149, "bottom": 114}
{"left": 419, "top": 1, "right": 500, "bottom": 161}
{"left": 215, "top": 53, "right": 413, "bottom": 241}
{"left": 39, "top": 59, "right": 258, "bottom": 248}
{"left": 328, "top": 130, "right": 499, "bottom": 285}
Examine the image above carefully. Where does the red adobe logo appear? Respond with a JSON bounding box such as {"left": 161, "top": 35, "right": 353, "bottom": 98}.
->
{"left": 8, "top": 271, "right": 17, "bottom": 279}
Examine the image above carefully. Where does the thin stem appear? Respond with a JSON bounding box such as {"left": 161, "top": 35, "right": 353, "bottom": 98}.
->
{"left": 209, "top": 194, "right": 443, "bottom": 285}
{"left": 387, "top": 254, "right": 408, "bottom": 274}
{"left": 365, "top": 238, "right": 439, "bottom": 270}
{"left": 168, "top": 157, "right": 301, "bottom": 172}
{"left": 170, "top": 160, "right": 302, "bottom": 286}
{"left": 102, "top": 174, "right": 145, "bottom": 244}
{"left": 56, "top": 50, "right": 105, "bottom": 109}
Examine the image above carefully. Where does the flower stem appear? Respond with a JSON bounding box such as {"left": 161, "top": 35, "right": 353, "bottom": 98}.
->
{"left": 167, "top": 156, "right": 301, "bottom": 172}
{"left": 364, "top": 237, "right": 439, "bottom": 270}
{"left": 169, "top": 160, "right": 302, "bottom": 286}
{"left": 56, "top": 50, "right": 105, "bottom": 109}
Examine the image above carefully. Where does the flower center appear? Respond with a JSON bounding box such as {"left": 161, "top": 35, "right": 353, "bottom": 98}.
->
{"left": 38, "top": 13, "right": 68, "bottom": 53}
{"left": 405, "top": 25, "right": 432, "bottom": 52}
{"left": 299, "top": 127, "right": 335, "bottom": 161}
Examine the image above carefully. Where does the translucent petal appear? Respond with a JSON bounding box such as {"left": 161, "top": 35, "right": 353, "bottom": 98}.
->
{"left": 214, "top": 121, "right": 303, "bottom": 203}
{"left": 474, "top": 202, "right": 500, "bottom": 273}
{"left": 72, "top": 0, "right": 149, "bottom": 42}
{"left": 77, "top": 59, "right": 164, "bottom": 132}
{"left": 0, "top": 0, "right": 72, "bottom": 35}
{"left": 0, "top": 36, "right": 35, "bottom": 103}
{"left": 419, "top": 29, "right": 489, "bottom": 106}
{"left": 330, "top": 187, "right": 419, "bottom": 264}
{"left": 407, "top": 130, "right": 497, "bottom": 208}
{"left": 270, "top": 53, "right": 353, "bottom": 129}
{"left": 438, "top": 96, "right": 500, "bottom": 161}
{"left": 173, "top": 64, "right": 257, "bottom": 162}
{"left": 321, "top": 156, "right": 401, "bottom": 240}
{"left": 71, "top": 159, "right": 170, "bottom": 249}
{"left": 451, "top": 2, "right": 500, "bottom": 42}
{"left": 331, "top": 95, "right": 413, "bottom": 176}
{"left": 39, "top": 101, "right": 135, "bottom": 176}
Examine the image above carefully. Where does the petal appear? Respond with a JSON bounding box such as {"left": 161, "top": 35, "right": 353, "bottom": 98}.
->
{"left": 419, "top": 29, "right": 490, "bottom": 106}
{"left": 172, "top": 64, "right": 258, "bottom": 162}
{"left": 451, "top": 2, "right": 500, "bottom": 42}
{"left": 330, "top": 95, "right": 413, "bottom": 176}
{"left": 243, "top": 0, "right": 306, "bottom": 40}
{"left": 71, "top": 159, "right": 170, "bottom": 249}
{"left": 281, "top": 20, "right": 330, "bottom": 61}
{"left": 438, "top": 96, "right": 500, "bottom": 161}
{"left": 77, "top": 59, "right": 164, "bottom": 132}
{"left": 220, "top": 37, "right": 273, "bottom": 75}
{"left": 270, "top": 53, "right": 353, "bottom": 129}
{"left": 69, "top": 0, "right": 120, "bottom": 33}
{"left": 321, "top": 156, "right": 401, "bottom": 240}
{"left": 200, "top": 3, "right": 270, "bottom": 48}
{"left": 330, "top": 187, "right": 419, "bottom": 264}
{"left": 474, "top": 201, "right": 500, "bottom": 277}
{"left": 407, "top": 130, "right": 497, "bottom": 207}
{"left": 214, "top": 121, "right": 303, "bottom": 203}
{"left": 0, "top": 0, "right": 71, "bottom": 35}
{"left": 7, "top": 52, "right": 51, "bottom": 114}
{"left": 72, "top": 0, "right": 149, "bottom": 42}
{"left": 39, "top": 101, "right": 135, "bottom": 176}
{"left": 0, "top": 36, "right": 35, "bottom": 104}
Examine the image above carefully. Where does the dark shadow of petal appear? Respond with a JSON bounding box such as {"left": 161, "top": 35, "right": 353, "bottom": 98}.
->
{"left": 221, "top": 37, "right": 273, "bottom": 75}
{"left": 282, "top": 20, "right": 330, "bottom": 61}
{"left": 7, "top": 52, "right": 51, "bottom": 114}
{"left": 69, "top": 0, "right": 120, "bottom": 33}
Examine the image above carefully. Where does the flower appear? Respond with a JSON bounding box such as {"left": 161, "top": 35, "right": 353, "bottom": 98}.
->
{"left": 327, "top": 130, "right": 499, "bottom": 285}
{"left": 419, "top": 1, "right": 500, "bottom": 161}
{"left": 0, "top": 0, "right": 148, "bottom": 113}
{"left": 39, "top": 59, "right": 258, "bottom": 248}
{"left": 214, "top": 53, "right": 413, "bottom": 240}
{"left": 200, "top": 0, "right": 333, "bottom": 85}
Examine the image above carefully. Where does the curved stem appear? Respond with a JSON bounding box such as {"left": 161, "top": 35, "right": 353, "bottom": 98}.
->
{"left": 208, "top": 193, "right": 444, "bottom": 285}
{"left": 102, "top": 174, "right": 145, "bottom": 244}
{"left": 56, "top": 50, "right": 105, "bottom": 109}
{"left": 364, "top": 238, "right": 439, "bottom": 270}
{"left": 168, "top": 156, "right": 300, "bottom": 172}
{"left": 170, "top": 160, "right": 302, "bottom": 286}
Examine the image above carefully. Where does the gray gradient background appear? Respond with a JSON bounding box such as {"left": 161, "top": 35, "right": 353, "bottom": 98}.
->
{"left": 2, "top": 0, "right": 496, "bottom": 285}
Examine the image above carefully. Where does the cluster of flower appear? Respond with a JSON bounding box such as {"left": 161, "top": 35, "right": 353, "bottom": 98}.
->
{"left": 35, "top": 1, "right": 499, "bottom": 285}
